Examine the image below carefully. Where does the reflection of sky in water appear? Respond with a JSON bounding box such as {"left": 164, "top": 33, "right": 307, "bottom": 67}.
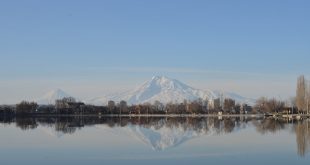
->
{"left": 0, "top": 117, "right": 310, "bottom": 165}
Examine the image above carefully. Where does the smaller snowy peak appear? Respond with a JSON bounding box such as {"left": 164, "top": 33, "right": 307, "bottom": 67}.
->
{"left": 45, "top": 89, "right": 69, "bottom": 98}
{"left": 36, "top": 89, "right": 73, "bottom": 105}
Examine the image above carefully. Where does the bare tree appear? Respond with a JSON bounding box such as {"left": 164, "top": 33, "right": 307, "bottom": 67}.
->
{"left": 296, "top": 75, "right": 310, "bottom": 114}
{"left": 119, "top": 100, "right": 128, "bottom": 114}
{"left": 55, "top": 97, "right": 76, "bottom": 110}
{"left": 154, "top": 100, "right": 164, "bottom": 111}
{"left": 223, "top": 98, "right": 235, "bottom": 113}
{"left": 306, "top": 82, "right": 310, "bottom": 114}
{"left": 213, "top": 98, "right": 221, "bottom": 111}
{"left": 254, "top": 97, "right": 284, "bottom": 114}
{"left": 254, "top": 97, "right": 268, "bottom": 113}
{"left": 296, "top": 75, "right": 306, "bottom": 113}
{"left": 16, "top": 101, "right": 38, "bottom": 114}
{"left": 108, "top": 100, "right": 115, "bottom": 114}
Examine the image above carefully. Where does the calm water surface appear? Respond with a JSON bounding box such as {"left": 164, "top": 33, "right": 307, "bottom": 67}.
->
{"left": 0, "top": 116, "right": 309, "bottom": 165}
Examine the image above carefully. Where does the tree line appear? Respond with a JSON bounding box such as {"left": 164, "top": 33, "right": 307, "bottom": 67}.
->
{"left": 0, "top": 97, "right": 253, "bottom": 116}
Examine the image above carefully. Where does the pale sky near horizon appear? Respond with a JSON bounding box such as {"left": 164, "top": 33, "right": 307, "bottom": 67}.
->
{"left": 0, "top": 0, "right": 310, "bottom": 104}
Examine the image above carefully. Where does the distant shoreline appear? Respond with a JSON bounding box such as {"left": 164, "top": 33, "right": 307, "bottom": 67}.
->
{"left": 7, "top": 113, "right": 310, "bottom": 118}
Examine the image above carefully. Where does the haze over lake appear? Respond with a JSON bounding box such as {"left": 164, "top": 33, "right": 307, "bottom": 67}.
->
{"left": 1, "top": 116, "right": 309, "bottom": 165}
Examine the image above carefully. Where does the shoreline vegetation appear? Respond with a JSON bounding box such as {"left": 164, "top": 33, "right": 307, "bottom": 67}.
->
{"left": 1, "top": 75, "right": 310, "bottom": 118}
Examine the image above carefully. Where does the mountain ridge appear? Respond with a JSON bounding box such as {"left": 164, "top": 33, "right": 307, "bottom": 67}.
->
{"left": 88, "top": 76, "right": 254, "bottom": 105}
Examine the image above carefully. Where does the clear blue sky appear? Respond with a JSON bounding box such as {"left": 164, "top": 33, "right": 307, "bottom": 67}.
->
{"left": 0, "top": 0, "right": 309, "bottom": 103}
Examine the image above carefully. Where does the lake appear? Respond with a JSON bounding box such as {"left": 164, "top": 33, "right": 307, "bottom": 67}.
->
{"left": 0, "top": 116, "right": 309, "bottom": 165}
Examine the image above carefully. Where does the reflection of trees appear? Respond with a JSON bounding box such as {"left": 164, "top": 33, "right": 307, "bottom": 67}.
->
{"left": 54, "top": 117, "right": 86, "bottom": 134}
{"left": 15, "top": 117, "right": 38, "bottom": 130}
{"left": 224, "top": 118, "right": 235, "bottom": 133}
{"left": 55, "top": 121, "right": 77, "bottom": 134}
{"left": 0, "top": 115, "right": 14, "bottom": 124}
{"left": 253, "top": 118, "right": 287, "bottom": 134}
{"left": 0, "top": 116, "right": 297, "bottom": 136}
{"left": 253, "top": 118, "right": 310, "bottom": 157}
{"left": 1, "top": 116, "right": 310, "bottom": 157}
{"left": 294, "top": 120, "right": 310, "bottom": 157}
{"left": 4, "top": 116, "right": 257, "bottom": 136}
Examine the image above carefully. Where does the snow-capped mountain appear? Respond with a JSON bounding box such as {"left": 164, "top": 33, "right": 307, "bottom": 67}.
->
{"left": 89, "top": 76, "right": 254, "bottom": 105}
{"left": 123, "top": 76, "right": 216, "bottom": 104}
{"left": 36, "top": 89, "right": 73, "bottom": 105}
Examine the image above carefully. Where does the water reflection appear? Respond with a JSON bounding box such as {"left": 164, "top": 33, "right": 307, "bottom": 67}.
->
{"left": 295, "top": 120, "right": 310, "bottom": 157}
{"left": 1, "top": 116, "right": 310, "bottom": 157}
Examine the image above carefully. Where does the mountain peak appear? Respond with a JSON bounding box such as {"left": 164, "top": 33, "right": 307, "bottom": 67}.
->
{"left": 36, "top": 89, "right": 73, "bottom": 105}
{"left": 47, "top": 88, "right": 66, "bottom": 95}
{"left": 44, "top": 89, "right": 70, "bottom": 99}
{"left": 151, "top": 75, "right": 170, "bottom": 80}
{"left": 151, "top": 75, "right": 173, "bottom": 83}
{"left": 149, "top": 76, "right": 176, "bottom": 87}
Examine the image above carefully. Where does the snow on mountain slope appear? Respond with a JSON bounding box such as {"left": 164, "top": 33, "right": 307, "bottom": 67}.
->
{"left": 36, "top": 89, "right": 73, "bottom": 105}
{"left": 123, "top": 76, "right": 216, "bottom": 104}
{"left": 89, "top": 76, "right": 254, "bottom": 105}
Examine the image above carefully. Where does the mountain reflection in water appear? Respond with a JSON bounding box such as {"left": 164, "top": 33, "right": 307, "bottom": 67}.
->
{"left": 1, "top": 116, "right": 310, "bottom": 157}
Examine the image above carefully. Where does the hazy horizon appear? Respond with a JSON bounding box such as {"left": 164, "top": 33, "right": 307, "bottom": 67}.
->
{"left": 1, "top": 0, "right": 309, "bottom": 104}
